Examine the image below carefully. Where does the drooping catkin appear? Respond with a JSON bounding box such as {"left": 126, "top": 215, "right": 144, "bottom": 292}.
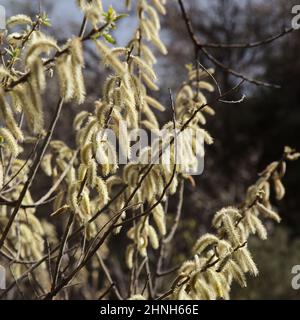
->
{"left": 12, "top": 85, "right": 36, "bottom": 132}
{"left": 225, "top": 260, "right": 247, "bottom": 287}
{"left": 152, "top": 203, "right": 166, "bottom": 236}
{"left": 273, "top": 177, "right": 285, "bottom": 200}
{"left": 151, "top": 0, "right": 166, "bottom": 15}
{"left": 0, "top": 92, "right": 23, "bottom": 141}
{"left": 25, "top": 35, "right": 59, "bottom": 66}
{"left": 78, "top": 0, "right": 104, "bottom": 27}
{"left": 7, "top": 14, "right": 33, "bottom": 27}
{"left": 41, "top": 154, "right": 52, "bottom": 176}
{"left": 96, "top": 41, "right": 126, "bottom": 75}
{"left": 74, "top": 111, "right": 90, "bottom": 130}
{"left": 256, "top": 202, "right": 281, "bottom": 223}
{"left": 95, "top": 177, "right": 109, "bottom": 205}
{"left": 69, "top": 37, "right": 86, "bottom": 104}
{"left": 0, "top": 127, "right": 19, "bottom": 157}
{"left": 28, "top": 79, "right": 44, "bottom": 132}
{"left": 235, "top": 247, "right": 258, "bottom": 276}
{"left": 148, "top": 225, "right": 159, "bottom": 249}
{"left": 193, "top": 234, "right": 219, "bottom": 255}
{"left": 131, "top": 56, "right": 157, "bottom": 81}
{"left": 56, "top": 54, "right": 75, "bottom": 101}
{"left": 221, "top": 214, "right": 240, "bottom": 247}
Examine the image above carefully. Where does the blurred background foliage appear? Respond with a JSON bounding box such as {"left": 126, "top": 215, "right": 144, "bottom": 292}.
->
{"left": 1, "top": 0, "right": 300, "bottom": 299}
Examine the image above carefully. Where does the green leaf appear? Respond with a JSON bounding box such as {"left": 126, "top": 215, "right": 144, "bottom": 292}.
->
{"left": 39, "top": 12, "right": 52, "bottom": 27}
{"left": 108, "top": 6, "right": 114, "bottom": 17}
{"left": 115, "top": 13, "right": 128, "bottom": 22}
{"left": 91, "top": 32, "right": 102, "bottom": 40}
{"left": 42, "top": 20, "right": 52, "bottom": 27}
{"left": 103, "top": 33, "right": 116, "bottom": 44}
{"left": 185, "top": 63, "right": 193, "bottom": 72}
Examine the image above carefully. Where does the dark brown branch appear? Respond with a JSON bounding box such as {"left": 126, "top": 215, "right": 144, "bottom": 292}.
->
{"left": 177, "top": 0, "right": 282, "bottom": 89}
{"left": 50, "top": 212, "right": 74, "bottom": 294}
{"left": 96, "top": 252, "right": 123, "bottom": 300}
{"left": 201, "top": 27, "right": 294, "bottom": 49}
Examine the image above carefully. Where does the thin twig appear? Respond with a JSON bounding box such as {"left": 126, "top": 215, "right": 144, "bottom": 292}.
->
{"left": 96, "top": 252, "right": 123, "bottom": 300}
{"left": 177, "top": 0, "right": 282, "bottom": 89}
{"left": 201, "top": 27, "right": 294, "bottom": 49}
{"left": 50, "top": 212, "right": 74, "bottom": 294}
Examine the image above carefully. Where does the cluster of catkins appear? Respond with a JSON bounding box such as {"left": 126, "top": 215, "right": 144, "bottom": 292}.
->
{"left": 172, "top": 147, "right": 300, "bottom": 300}
{"left": 0, "top": 0, "right": 298, "bottom": 300}
{"left": 0, "top": 1, "right": 100, "bottom": 278}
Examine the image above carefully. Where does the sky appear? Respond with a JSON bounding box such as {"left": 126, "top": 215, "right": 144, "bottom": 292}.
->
{"left": 0, "top": 0, "right": 138, "bottom": 45}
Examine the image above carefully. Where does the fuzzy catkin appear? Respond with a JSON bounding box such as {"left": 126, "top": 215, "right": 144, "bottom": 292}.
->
{"left": 0, "top": 127, "right": 19, "bottom": 157}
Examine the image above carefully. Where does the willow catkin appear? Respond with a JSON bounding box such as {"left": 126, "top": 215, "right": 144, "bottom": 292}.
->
{"left": 147, "top": 224, "right": 159, "bottom": 249}
{"left": 147, "top": 4, "right": 161, "bottom": 29}
{"left": 125, "top": 244, "right": 134, "bottom": 269}
{"left": 80, "top": 191, "right": 91, "bottom": 216}
{"left": 236, "top": 247, "right": 258, "bottom": 276}
{"left": 79, "top": 0, "right": 104, "bottom": 27}
{"left": 25, "top": 35, "right": 59, "bottom": 66}
{"left": 194, "top": 278, "right": 215, "bottom": 300}
{"left": 78, "top": 163, "right": 88, "bottom": 182}
{"left": 222, "top": 214, "right": 240, "bottom": 247}
{"left": 81, "top": 143, "right": 93, "bottom": 165}
{"left": 74, "top": 111, "right": 90, "bottom": 130}
{"left": 273, "top": 177, "right": 285, "bottom": 200}
{"left": 30, "top": 59, "right": 46, "bottom": 92}
{"left": 0, "top": 92, "right": 23, "bottom": 141}
{"left": 151, "top": 0, "right": 166, "bottom": 15}
{"left": 193, "top": 81, "right": 215, "bottom": 92}
{"left": 82, "top": 118, "right": 98, "bottom": 144}
{"left": 27, "top": 80, "right": 44, "bottom": 133}
{"left": 87, "top": 159, "right": 97, "bottom": 187}
{"left": 69, "top": 37, "right": 86, "bottom": 104}
{"left": 151, "top": 35, "right": 168, "bottom": 55}
{"left": 202, "top": 106, "right": 216, "bottom": 116}
{"left": 152, "top": 203, "right": 166, "bottom": 236}
{"left": 206, "top": 269, "right": 226, "bottom": 298}
{"left": 68, "top": 182, "right": 80, "bottom": 214}
{"left": 56, "top": 54, "right": 75, "bottom": 101}
{"left": 193, "top": 234, "right": 219, "bottom": 255}
{"left": 141, "top": 44, "right": 157, "bottom": 65}
{"left": 72, "top": 64, "right": 86, "bottom": 104}
{"left": 225, "top": 260, "right": 247, "bottom": 287}
{"left": 41, "top": 154, "right": 52, "bottom": 176}
{"left": 7, "top": 14, "right": 33, "bottom": 27}
{"left": 95, "top": 177, "right": 109, "bottom": 205}
{"left": 141, "top": 73, "right": 159, "bottom": 91}
{"left": 131, "top": 56, "right": 157, "bottom": 81}
{"left": 250, "top": 214, "right": 268, "bottom": 240}
{"left": 129, "top": 294, "right": 146, "bottom": 300}
{"left": 256, "top": 202, "right": 281, "bottom": 223}
{"left": 12, "top": 84, "right": 35, "bottom": 132}
{"left": 145, "top": 95, "right": 165, "bottom": 111}
{"left": 0, "top": 127, "right": 19, "bottom": 157}
{"left": 96, "top": 41, "right": 126, "bottom": 75}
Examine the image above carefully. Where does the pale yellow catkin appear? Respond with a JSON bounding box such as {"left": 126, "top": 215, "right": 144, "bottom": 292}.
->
{"left": 0, "top": 127, "right": 19, "bottom": 157}
{"left": 0, "top": 93, "right": 23, "bottom": 141}
{"left": 7, "top": 14, "right": 32, "bottom": 27}
{"left": 152, "top": 203, "right": 166, "bottom": 236}
{"left": 95, "top": 177, "right": 109, "bottom": 205}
